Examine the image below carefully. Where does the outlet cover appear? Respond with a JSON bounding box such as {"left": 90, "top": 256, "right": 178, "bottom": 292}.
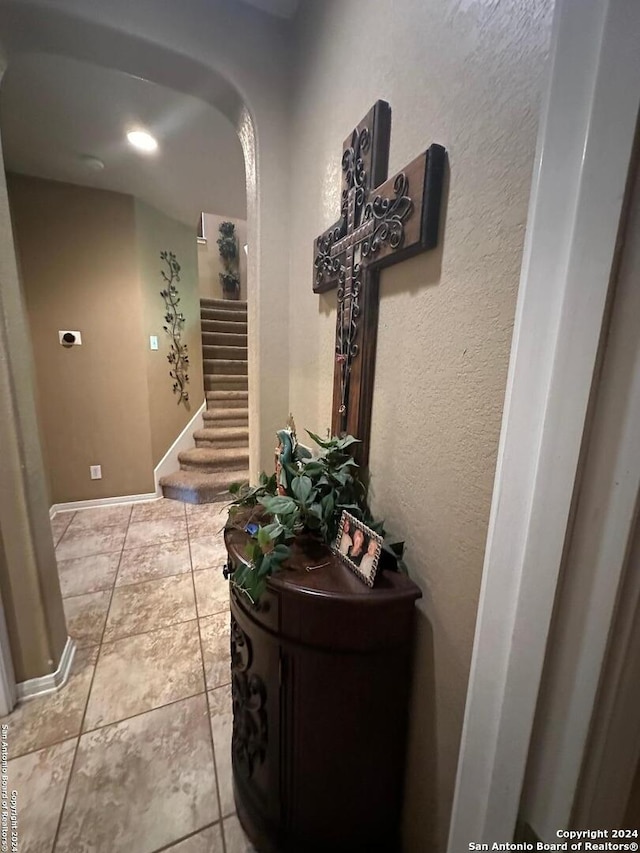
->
{"left": 150, "top": 335, "right": 159, "bottom": 351}
{"left": 90, "top": 465, "right": 102, "bottom": 480}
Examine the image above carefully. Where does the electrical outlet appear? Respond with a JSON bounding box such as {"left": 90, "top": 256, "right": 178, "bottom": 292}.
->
{"left": 150, "top": 335, "right": 159, "bottom": 351}
{"left": 90, "top": 465, "right": 102, "bottom": 480}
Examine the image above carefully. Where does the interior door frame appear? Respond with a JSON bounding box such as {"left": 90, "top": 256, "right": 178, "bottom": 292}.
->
{"left": 447, "top": 0, "right": 640, "bottom": 846}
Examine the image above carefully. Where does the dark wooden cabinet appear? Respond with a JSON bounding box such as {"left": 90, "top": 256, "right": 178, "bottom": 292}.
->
{"left": 225, "top": 529, "right": 421, "bottom": 853}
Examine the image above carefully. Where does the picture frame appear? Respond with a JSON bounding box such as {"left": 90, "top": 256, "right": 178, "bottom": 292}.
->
{"left": 333, "top": 510, "right": 383, "bottom": 588}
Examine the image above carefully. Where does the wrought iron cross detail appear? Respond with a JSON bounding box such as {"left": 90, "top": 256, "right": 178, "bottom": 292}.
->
{"left": 313, "top": 100, "right": 445, "bottom": 464}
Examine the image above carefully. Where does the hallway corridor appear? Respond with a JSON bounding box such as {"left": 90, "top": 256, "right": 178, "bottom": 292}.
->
{"left": 2, "top": 498, "right": 254, "bottom": 852}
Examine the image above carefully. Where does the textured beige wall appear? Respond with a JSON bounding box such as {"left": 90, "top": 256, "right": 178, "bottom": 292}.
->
{"left": 134, "top": 199, "right": 204, "bottom": 466}
{"left": 289, "top": 1, "right": 553, "bottom": 849}
{"left": 197, "top": 213, "right": 248, "bottom": 301}
{"left": 8, "top": 174, "right": 155, "bottom": 503}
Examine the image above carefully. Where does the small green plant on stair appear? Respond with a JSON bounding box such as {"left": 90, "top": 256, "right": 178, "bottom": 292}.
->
{"left": 217, "top": 222, "right": 240, "bottom": 300}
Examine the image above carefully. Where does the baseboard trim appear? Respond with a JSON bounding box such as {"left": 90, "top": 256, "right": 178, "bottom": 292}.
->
{"left": 50, "top": 492, "right": 158, "bottom": 516}
{"left": 48, "top": 401, "right": 205, "bottom": 517}
{"left": 154, "top": 400, "right": 205, "bottom": 493}
{"left": 16, "top": 636, "right": 75, "bottom": 702}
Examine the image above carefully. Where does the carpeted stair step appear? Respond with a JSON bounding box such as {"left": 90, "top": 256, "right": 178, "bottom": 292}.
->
{"left": 203, "top": 408, "right": 249, "bottom": 426}
{"left": 200, "top": 298, "right": 247, "bottom": 311}
{"left": 203, "top": 345, "right": 248, "bottom": 361}
{"left": 203, "top": 358, "right": 248, "bottom": 376}
{"left": 160, "top": 469, "right": 248, "bottom": 505}
{"left": 179, "top": 446, "right": 249, "bottom": 473}
{"left": 206, "top": 390, "right": 248, "bottom": 408}
{"left": 202, "top": 415, "right": 248, "bottom": 429}
{"left": 204, "top": 375, "right": 248, "bottom": 392}
{"left": 194, "top": 427, "right": 249, "bottom": 449}
{"left": 201, "top": 319, "right": 247, "bottom": 335}
{"left": 202, "top": 331, "right": 247, "bottom": 348}
{"left": 201, "top": 307, "right": 247, "bottom": 323}
{"left": 161, "top": 299, "right": 251, "bottom": 506}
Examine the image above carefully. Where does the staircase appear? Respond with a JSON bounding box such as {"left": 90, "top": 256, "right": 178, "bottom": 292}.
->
{"left": 160, "top": 298, "right": 250, "bottom": 504}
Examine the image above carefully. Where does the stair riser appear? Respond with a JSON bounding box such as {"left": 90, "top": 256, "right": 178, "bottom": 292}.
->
{"left": 205, "top": 377, "right": 248, "bottom": 392}
{"left": 203, "top": 345, "right": 248, "bottom": 361}
{"left": 160, "top": 483, "right": 223, "bottom": 505}
{"left": 203, "top": 419, "right": 248, "bottom": 430}
{"left": 195, "top": 438, "right": 249, "bottom": 450}
{"left": 201, "top": 308, "right": 247, "bottom": 323}
{"left": 202, "top": 332, "right": 247, "bottom": 348}
{"left": 204, "top": 410, "right": 248, "bottom": 422}
{"left": 200, "top": 298, "right": 247, "bottom": 311}
{"left": 206, "top": 394, "right": 248, "bottom": 409}
{"left": 203, "top": 359, "right": 248, "bottom": 376}
{"left": 161, "top": 475, "right": 247, "bottom": 504}
{"left": 180, "top": 459, "right": 248, "bottom": 473}
{"left": 201, "top": 320, "right": 247, "bottom": 335}
{"left": 204, "top": 407, "right": 249, "bottom": 419}
{"left": 194, "top": 426, "right": 248, "bottom": 440}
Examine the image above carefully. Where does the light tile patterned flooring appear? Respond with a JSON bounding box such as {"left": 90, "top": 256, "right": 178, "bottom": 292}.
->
{"left": 2, "top": 498, "right": 256, "bottom": 853}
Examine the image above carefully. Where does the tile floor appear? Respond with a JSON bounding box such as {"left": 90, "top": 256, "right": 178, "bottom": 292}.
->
{"left": 2, "top": 498, "right": 256, "bottom": 853}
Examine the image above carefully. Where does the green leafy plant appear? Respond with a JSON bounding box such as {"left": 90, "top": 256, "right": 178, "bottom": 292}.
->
{"left": 226, "top": 430, "right": 396, "bottom": 603}
{"left": 217, "top": 221, "right": 240, "bottom": 299}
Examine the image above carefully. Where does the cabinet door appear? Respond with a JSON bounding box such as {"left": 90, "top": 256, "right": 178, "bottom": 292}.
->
{"left": 230, "top": 596, "right": 282, "bottom": 835}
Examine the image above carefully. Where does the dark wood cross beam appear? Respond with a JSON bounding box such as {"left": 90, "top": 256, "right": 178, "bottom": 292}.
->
{"left": 313, "top": 100, "right": 445, "bottom": 465}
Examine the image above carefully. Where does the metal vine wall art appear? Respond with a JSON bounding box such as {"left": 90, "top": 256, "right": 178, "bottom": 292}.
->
{"left": 160, "top": 250, "right": 190, "bottom": 405}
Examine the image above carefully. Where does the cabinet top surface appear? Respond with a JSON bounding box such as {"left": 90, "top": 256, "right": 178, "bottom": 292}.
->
{"left": 225, "top": 527, "right": 421, "bottom": 606}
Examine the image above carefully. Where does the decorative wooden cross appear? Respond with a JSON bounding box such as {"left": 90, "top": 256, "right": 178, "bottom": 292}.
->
{"left": 313, "top": 100, "right": 445, "bottom": 465}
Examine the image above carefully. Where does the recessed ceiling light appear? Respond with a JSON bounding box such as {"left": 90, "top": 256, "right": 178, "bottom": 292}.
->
{"left": 127, "top": 130, "right": 158, "bottom": 153}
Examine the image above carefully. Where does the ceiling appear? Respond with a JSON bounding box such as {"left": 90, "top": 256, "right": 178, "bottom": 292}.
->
{"left": 239, "top": 0, "right": 299, "bottom": 18}
{"left": 0, "top": 53, "right": 247, "bottom": 227}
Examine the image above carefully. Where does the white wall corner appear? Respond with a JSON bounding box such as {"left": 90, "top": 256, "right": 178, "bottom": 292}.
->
{"left": 447, "top": 0, "right": 640, "bottom": 847}
{"left": 15, "top": 636, "right": 75, "bottom": 702}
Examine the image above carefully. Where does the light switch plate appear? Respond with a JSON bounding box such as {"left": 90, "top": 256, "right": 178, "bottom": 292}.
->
{"left": 90, "top": 465, "right": 102, "bottom": 480}
{"left": 150, "top": 335, "right": 159, "bottom": 351}
{"left": 59, "top": 330, "right": 82, "bottom": 346}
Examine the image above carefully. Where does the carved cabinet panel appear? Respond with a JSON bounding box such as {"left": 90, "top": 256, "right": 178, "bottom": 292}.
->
{"left": 230, "top": 600, "right": 281, "bottom": 836}
{"left": 226, "top": 529, "right": 422, "bottom": 853}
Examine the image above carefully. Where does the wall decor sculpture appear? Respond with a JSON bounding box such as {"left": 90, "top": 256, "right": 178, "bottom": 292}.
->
{"left": 217, "top": 221, "right": 241, "bottom": 300}
{"left": 160, "top": 250, "right": 190, "bottom": 405}
{"left": 313, "top": 100, "right": 446, "bottom": 464}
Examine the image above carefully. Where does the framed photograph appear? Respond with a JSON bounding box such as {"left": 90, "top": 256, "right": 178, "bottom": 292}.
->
{"left": 333, "top": 511, "right": 383, "bottom": 588}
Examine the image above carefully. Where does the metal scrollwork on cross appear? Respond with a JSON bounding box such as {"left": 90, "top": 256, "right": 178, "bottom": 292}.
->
{"left": 313, "top": 100, "right": 446, "bottom": 465}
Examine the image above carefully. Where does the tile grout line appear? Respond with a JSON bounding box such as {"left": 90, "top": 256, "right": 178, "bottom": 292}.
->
{"left": 45, "top": 500, "right": 229, "bottom": 850}
{"left": 50, "top": 502, "right": 134, "bottom": 853}
{"left": 51, "top": 511, "right": 75, "bottom": 548}
{"left": 61, "top": 560, "right": 224, "bottom": 601}
{"left": 187, "top": 522, "right": 229, "bottom": 853}
{"left": 7, "top": 681, "right": 233, "bottom": 765}
{"left": 150, "top": 819, "right": 222, "bottom": 853}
